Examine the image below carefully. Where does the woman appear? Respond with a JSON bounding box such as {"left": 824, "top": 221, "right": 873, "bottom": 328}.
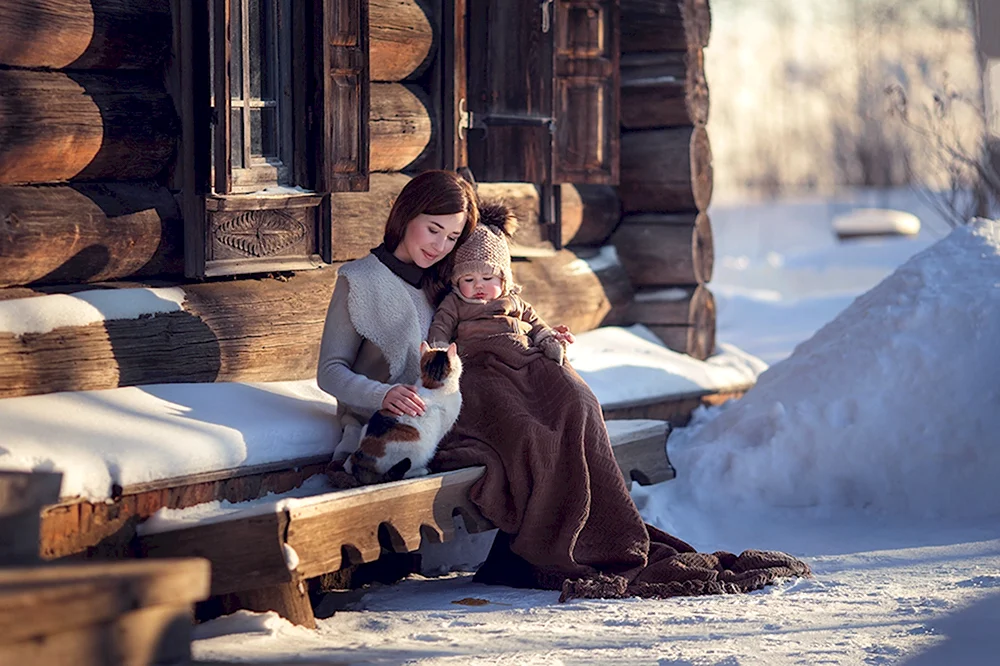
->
{"left": 317, "top": 170, "right": 478, "bottom": 462}
{"left": 318, "top": 169, "right": 809, "bottom": 601}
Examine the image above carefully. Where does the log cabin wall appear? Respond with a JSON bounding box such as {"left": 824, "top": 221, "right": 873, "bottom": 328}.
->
{"left": 612, "top": 0, "right": 717, "bottom": 360}
{"left": 0, "top": 0, "right": 633, "bottom": 399}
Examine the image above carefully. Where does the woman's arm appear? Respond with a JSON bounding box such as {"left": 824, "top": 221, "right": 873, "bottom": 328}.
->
{"left": 316, "top": 279, "right": 395, "bottom": 413}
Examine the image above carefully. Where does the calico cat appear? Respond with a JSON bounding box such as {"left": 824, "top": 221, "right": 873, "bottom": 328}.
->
{"left": 346, "top": 341, "right": 463, "bottom": 485}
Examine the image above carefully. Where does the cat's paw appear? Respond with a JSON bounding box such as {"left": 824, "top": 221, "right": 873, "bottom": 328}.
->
{"left": 403, "top": 466, "right": 429, "bottom": 478}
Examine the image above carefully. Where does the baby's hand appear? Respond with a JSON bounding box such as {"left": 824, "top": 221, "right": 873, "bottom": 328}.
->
{"left": 552, "top": 325, "right": 575, "bottom": 345}
{"left": 539, "top": 336, "right": 564, "bottom": 366}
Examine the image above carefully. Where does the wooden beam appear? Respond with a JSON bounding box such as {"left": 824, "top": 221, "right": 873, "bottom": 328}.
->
{"left": 41, "top": 460, "right": 328, "bottom": 561}
{"left": 603, "top": 388, "right": 748, "bottom": 425}
{"left": 630, "top": 285, "right": 715, "bottom": 326}
{"left": 607, "top": 420, "right": 675, "bottom": 485}
{"left": 621, "top": 49, "right": 709, "bottom": 129}
{"left": 0, "top": 1, "right": 172, "bottom": 70}
{"left": 0, "top": 183, "right": 183, "bottom": 288}
{"left": 0, "top": 559, "right": 209, "bottom": 665}
{"left": 646, "top": 321, "right": 715, "bottom": 361}
{"left": 620, "top": 126, "right": 713, "bottom": 214}
{"left": 370, "top": 0, "right": 435, "bottom": 82}
{"left": 513, "top": 247, "right": 634, "bottom": 334}
{"left": 612, "top": 212, "right": 714, "bottom": 285}
{"left": 220, "top": 581, "right": 316, "bottom": 630}
{"left": 0, "top": 70, "right": 178, "bottom": 186}
{"left": 370, "top": 83, "right": 434, "bottom": 172}
{"left": 0, "top": 0, "right": 433, "bottom": 81}
{"left": 621, "top": 0, "right": 711, "bottom": 53}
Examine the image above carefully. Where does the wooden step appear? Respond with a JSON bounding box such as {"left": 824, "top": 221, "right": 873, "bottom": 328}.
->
{"left": 137, "top": 467, "right": 492, "bottom": 597}
{"left": 607, "top": 420, "right": 676, "bottom": 485}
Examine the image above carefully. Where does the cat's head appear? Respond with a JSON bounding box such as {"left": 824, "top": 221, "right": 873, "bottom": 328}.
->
{"left": 418, "top": 341, "right": 462, "bottom": 389}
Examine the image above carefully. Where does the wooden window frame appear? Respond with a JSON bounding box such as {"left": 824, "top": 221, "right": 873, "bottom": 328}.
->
{"left": 176, "top": 0, "right": 369, "bottom": 279}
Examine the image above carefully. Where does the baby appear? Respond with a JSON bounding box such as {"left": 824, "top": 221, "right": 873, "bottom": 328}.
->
{"left": 426, "top": 201, "right": 565, "bottom": 365}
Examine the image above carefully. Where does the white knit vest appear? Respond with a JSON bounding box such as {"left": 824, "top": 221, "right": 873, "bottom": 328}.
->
{"left": 337, "top": 254, "right": 434, "bottom": 385}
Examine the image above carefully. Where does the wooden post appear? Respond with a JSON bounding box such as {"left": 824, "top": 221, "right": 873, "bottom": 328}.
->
{"left": 0, "top": 472, "right": 62, "bottom": 566}
{"left": 220, "top": 581, "right": 317, "bottom": 630}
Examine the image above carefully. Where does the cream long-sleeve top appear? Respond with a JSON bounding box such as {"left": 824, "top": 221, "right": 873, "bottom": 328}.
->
{"left": 316, "top": 247, "right": 434, "bottom": 455}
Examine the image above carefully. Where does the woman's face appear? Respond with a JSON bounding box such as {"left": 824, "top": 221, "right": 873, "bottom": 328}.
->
{"left": 394, "top": 211, "right": 467, "bottom": 268}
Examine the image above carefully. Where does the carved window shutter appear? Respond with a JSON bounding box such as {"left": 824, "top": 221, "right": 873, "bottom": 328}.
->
{"left": 313, "top": 0, "right": 369, "bottom": 193}
{"left": 553, "top": 0, "right": 619, "bottom": 185}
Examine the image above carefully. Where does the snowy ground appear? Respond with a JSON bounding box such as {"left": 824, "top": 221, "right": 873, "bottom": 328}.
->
{"left": 192, "top": 189, "right": 1000, "bottom": 665}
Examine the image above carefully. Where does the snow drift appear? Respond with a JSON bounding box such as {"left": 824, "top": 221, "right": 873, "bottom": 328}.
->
{"left": 663, "top": 219, "right": 1000, "bottom": 521}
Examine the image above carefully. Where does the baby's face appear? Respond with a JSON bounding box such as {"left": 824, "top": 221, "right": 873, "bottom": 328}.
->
{"left": 457, "top": 271, "right": 503, "bottom": 301}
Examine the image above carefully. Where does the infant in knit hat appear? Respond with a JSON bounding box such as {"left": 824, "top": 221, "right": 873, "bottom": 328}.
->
{"left": 426, "top": 200, "right": 565, "bottom": 365}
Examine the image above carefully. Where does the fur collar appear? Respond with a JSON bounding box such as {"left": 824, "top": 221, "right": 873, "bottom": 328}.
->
{"left": 338, "top": 254, "right": 433, "bottom": 384}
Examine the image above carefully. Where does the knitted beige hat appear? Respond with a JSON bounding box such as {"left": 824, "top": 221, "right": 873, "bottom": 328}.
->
{"left": 451, "top": 200, "right": 519, "bottom": 292}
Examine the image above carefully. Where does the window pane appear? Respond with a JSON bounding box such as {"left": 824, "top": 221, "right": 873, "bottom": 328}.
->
{"left": 230, "top": 0, "right": 243, "bottom": 100}
{"left": 249, "top": 0, "right": 261, "bottom": 99}
{"left": 231, "top": 109, "right": 245, "bottom": 168}
{"left": 260, "top": 107, "right": 278, "bottom": 157}
{"left": 249, "top": 0, "right": 278, "bottom": 101}
{"left": 250, "top": 108, "right": 263, "bottom": 157}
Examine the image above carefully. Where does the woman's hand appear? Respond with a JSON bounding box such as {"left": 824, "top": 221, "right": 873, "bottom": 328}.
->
{"left": 382, "top": 384, "right": 426, "bottom": 417}
{"left": 552, "top": 325, "right": 575, "bottom": 345}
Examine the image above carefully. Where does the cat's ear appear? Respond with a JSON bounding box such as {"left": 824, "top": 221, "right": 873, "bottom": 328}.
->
{"left": 447, "top": 342, "right": 458, "bottom": 357}
{"left": 420, "top": 340, "right": 431, "bottom": 354}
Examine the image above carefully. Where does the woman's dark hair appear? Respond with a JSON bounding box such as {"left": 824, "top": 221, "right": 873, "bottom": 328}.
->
{"left": 383, "top": 170, "right": 479, "bottom": 305}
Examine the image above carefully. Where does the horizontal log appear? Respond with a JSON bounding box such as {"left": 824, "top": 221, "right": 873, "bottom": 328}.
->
{"left": 476, "top": 183, "right": 622, "bottom": 252}
{"left": 0, "top": 78, "right": 421, "bottom": 187}
{"left": 0, "top": 70, "right": 178, "bottom": 186}
{"left": 621, "top": 50, "right": 709, "bottom": 129}
{"left": 370, "top": 0, "right": 435, "bottom": 81}
{"left": 630, "top": 285, "right": 715, "bottom": 327}
{"left": 370, "top": 83, "right": 434, "bottom": 172}
{"left": 0, "top": 269, "right": 340, "bottom": 398}
{"left": 0, "top": 246, "right": 631, "bottom": 396}
{"left": 620, "top": 126, "right": 713, "bottom": 213}
{"left": 0, "top": 183, "right": 183, "bottom": 288}
{"left": 513, "top": 247, "right": 634, "bottom": 333}
{"left": 611, "top": 212, "right": 714, "bottom": 285}
{"left": 0, "top": 1, "right": 171, "bottom": 70}
{"left": 330, "top": 176, "right": 621, "bottom": 262}
{"left": 646, "top": 321, "right": 715, "bottom": 361}
{"left": 621, "top": 0, "right": 711, "bottom": 53}
{"left": 0, "top": 0, "right": 432, "bottom": 79}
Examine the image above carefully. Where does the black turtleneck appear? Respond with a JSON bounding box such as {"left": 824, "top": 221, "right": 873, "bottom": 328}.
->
{"left": 371, "top": 243, "right": 425, "bottom": 288}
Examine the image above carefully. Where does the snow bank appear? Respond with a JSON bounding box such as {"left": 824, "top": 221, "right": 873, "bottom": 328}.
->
{"left": 661, "top": 219, "right": 1000, "bottom": 521}
{"left": 0, "top": 381, "right": 341, "bottom": 500}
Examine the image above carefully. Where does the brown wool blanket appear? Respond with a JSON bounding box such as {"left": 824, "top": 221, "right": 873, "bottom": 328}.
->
{"left": 432, "top": 333, "right": 811, "bottom": 602}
